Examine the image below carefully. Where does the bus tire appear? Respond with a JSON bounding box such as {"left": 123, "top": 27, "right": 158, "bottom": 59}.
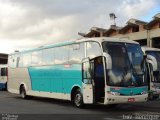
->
{"left": 74, "top": 89, "right": 84, "bottom": 108}
{"left": 149, "top": 93, "right": 153, "bottom": 100}
{"left": 4, "top": 83, "right": 7, "bottom": 91}
{"left": 20, "top": 86, "right": 28, "bottom": 99}
{"left": 108, "top": 104, "right": 118, "bottom": 107}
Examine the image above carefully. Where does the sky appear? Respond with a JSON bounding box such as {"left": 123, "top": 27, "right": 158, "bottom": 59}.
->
{"left": 0, "top": 0, "right": 160, "bottom": 53}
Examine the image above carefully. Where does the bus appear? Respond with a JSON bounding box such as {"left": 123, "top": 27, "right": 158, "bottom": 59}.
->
{"left": 142, "top": 47, "right": 160, "bottom": 100}
{"left": 0, "top": 64, "right": 7, "bottom": 90}
{"left": 8, "top": 37, "right": 148, "bottom": 107}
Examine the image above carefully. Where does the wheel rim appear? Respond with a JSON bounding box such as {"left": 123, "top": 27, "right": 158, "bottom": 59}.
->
{"left": 75, "top": 93, "right": 81, "bottom": 106}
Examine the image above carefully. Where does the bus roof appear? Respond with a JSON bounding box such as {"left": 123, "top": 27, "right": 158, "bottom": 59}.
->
{"left": 76, "top": 37, "right": 139, "bottom": 44}
{"left": 141, "top": 47, "right": 160, "bottom": 53}
{"left": 10, "top": 37, "right": 139, "bottom": 55}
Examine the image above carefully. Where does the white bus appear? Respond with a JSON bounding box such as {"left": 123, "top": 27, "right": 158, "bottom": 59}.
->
{"left": 142, "top": 47, "right": 160, "bottom": 99}
{"left": 8, "top": 37, "right": 148, "bottom": 107}
{"left": 0, "top": 64, "right": 7, "bottom": 90}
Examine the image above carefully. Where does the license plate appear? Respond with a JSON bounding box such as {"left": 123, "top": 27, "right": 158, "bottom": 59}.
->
{"left": 128, "top": 98, "right": 135, "bottom": 102}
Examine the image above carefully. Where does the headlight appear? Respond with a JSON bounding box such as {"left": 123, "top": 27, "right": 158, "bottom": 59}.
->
{"left": 152, "top": 86, "right": 160, "bottom": 89}
{"left": 108, "top": 91, "right": 120, "bottom": 96}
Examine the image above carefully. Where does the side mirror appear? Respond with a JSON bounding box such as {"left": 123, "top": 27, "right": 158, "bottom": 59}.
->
{"left": 146, "top": 55, "right": 158, "bottom": 71}
{"left": 103, "top": 52, "right": 112, "bottom": 69}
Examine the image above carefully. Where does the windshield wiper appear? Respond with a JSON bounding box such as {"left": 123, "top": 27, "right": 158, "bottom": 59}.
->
{"left": 120, "top": 67, "right": 134, "bottom": 87}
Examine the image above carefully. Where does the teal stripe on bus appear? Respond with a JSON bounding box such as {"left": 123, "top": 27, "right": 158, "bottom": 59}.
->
{"left": 28, "top": 64, "right": 82, "bottom": 93}
{"left": 110, "top": 86, "right": 148, "bottom": 95}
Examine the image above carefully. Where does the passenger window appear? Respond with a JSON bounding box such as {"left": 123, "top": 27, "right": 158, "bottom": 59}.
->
{"left": 54, "top": 46, "right": 69, "bottom": 64}
{"left": 69, "top": 43, "right": 85, "bottom": 63}
{"left": 87, "top": 42, "right": 102, "bottom": 58}
{"left": 42, "top": 48, "right": 54, "bottom": 65}
{"left": 23, "top": 53, "right": 31, "bottom": 67}
{"left": 18, "top": 55, "right": 23, "bottom": 67}
{"left": 61, "top": 46, "right": 69, "bottom": 64}
{"left": 31, "top": 51, "right": 42, "bottom": 66}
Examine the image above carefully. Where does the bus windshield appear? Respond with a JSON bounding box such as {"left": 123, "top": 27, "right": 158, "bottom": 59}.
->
{"left": 103, "top": 42, "right": 147, "bottom": 87}
{"left": 126, "top": 44, "right": 144, "bottom": 75}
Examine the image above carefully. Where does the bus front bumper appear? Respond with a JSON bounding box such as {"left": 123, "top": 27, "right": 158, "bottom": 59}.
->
{"left": 150, "top": 89, "right": 160, "bottom": 98}
{"left": 104, "top": 93, "right": 148, "bottom": 104}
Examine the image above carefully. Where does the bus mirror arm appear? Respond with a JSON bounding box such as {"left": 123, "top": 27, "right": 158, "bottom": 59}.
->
{"left": 103, "top": 52, "right": 112, "bottom": 70}
{"left": 143, "top": 54, "right": 147, "bottom": 60}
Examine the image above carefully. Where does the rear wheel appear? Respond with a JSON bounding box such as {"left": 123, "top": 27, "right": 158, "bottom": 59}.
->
{"left": 148, "top": 93, "right": 153, "bottom": 100}
{"left": 20, "top": 86, "right": 28, "bottom": 99}
{"left": 5, "top": 83, "right": 7, "bottom": 90}
{"left": 74, "top": 89, "right": 84, "bottom": 108}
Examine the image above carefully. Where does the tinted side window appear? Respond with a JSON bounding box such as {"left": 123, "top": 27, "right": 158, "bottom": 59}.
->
{"left": 31, "top": 51, "right": 42, "bottom": 66}
{"left": 18, "top": 55, "right": 23, "bottom": 67}
{"left": 23, "top": 53, "right": 31, "bottom": 67}
{"left": 87, "top": 42, "right": 102, "bottom": 58}
{"left": 54, "top": 46, "right": 69, "bottom": 64}
{"left": 69, "top": 43, "right": 85, "bottom": 63}
{"left": 42, "top": 48, "right": 54, "bottom": 65}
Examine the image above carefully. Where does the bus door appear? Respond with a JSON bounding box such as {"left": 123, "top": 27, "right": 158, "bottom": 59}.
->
{"left": 82, "top": 58, "right": 94, "bottom": 104}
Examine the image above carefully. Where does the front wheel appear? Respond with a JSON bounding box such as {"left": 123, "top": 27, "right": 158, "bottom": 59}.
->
{"left": 74, "top": 89, "right": 84, "bottom": 108}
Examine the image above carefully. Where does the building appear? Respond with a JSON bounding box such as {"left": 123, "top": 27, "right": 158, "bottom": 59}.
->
{"left": 78, "top": 27, "right": 108, "bottom": 38}
{"left": 79, "top": 13, "right": 160, "bottom": 48}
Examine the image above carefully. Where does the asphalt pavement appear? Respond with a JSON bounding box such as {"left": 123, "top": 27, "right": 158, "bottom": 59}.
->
{"left": 0, "top": 91, "right": 160, "bottom": 120}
